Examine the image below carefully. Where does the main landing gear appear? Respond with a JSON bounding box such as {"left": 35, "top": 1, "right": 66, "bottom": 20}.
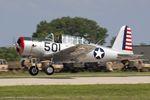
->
{"left": 28, "top": 65, "right": 54, "bottom": 76}
{"left": 29, "top": 65, "right": 54, "bottom": 76}
{"left": 29, "top": 66, "right": 39, "bottom": 76}
{"left": 21, "top": 58, "right": 55, "bottom": 76}
{"left": 43, "top": 65, "right": 54, "bottom": 75}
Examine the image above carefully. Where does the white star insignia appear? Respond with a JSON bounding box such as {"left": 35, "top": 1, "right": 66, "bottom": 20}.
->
{"left": 95, "top": 48, "right": 104, "bottom": 58}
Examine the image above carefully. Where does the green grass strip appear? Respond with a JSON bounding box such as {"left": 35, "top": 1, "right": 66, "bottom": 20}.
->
{"left": 0, "top": 84, "right": 150, "bottom": 100}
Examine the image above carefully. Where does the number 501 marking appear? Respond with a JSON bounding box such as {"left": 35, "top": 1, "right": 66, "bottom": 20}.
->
{"left": 44, "top": 42, "right": 60, "bottom": 52}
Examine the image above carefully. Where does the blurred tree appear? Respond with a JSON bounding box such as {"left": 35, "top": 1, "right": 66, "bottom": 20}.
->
{"left": 139, "top": 43, "right": 147, "bottom": 45}
{"left": 32, "top": 17, "right": 108, "bottom": 44}
{"left": 110, "top": 36, "right": 116, "bottom": 47}
{"left": 0, "top": 47, "right": 20, "bottom": 61}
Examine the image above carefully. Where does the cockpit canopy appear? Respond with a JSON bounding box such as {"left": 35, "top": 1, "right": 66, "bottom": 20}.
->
{"left": 45, "top": 33, "right": 90, "bottom": 44}
{"left": 24, "top": 33, "right": 90, "bottom": 44}
{"left": 61, "top": 34, "right": 90, "bottom": 44}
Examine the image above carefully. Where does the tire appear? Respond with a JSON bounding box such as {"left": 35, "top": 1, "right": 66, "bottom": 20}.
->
{"left": 44, "top": 65, "right": 54, "bottom": 75}
{"left": 29, "top": 66, "right": 39, "bottom": 76}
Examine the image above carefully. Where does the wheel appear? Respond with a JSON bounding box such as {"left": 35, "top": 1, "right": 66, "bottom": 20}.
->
{"left": 44, "top": 65, "right": 54, "bottom": 75}
{"left": 29, "top": 66, "right": 39, "bottom": 76}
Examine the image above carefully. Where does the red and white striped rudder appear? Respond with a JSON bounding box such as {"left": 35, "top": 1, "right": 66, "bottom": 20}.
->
{"left": 112, "top": 25, "right": 133, "bottom": 54}
{"left": 123, "top": 26, "right": 133, "bottom": 51}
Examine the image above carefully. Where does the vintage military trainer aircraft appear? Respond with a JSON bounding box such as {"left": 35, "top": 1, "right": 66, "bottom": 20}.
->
{"left": 16, "top": 25, "right": 139, "bottom": 75}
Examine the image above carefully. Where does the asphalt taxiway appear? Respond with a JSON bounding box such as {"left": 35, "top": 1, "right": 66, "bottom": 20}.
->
{"left": 0, "top": 76, "right": 150, "bottom": 86}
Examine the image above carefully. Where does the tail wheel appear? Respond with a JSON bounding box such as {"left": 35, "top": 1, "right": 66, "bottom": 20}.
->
{"left": 29, "top": 66, "right": 39, "bottom": 76}
{"left": 44, "top": 65, "right": 54, "bottom": 75}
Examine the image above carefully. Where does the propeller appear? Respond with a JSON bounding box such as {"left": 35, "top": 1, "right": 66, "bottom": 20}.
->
{"left": 13, "top": 36, "right": 24, "bottom": 55}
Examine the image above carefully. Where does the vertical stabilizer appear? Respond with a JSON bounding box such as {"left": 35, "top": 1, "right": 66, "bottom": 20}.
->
{"left": 112, "top": 25, "right": 133, "bottom": 54}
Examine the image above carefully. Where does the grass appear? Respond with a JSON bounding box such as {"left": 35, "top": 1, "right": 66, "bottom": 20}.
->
{"left": 0, "top": 71, "right": 150, "bottom": 78}
{"left": 0, "top": 72, "right": 150, "bottom": 100}
{"left": 0, "top": 84, "right": 150, "bottom": 100}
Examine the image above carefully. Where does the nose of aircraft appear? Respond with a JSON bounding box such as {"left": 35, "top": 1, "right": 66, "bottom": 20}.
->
{"left": 16, "top": 37, "right": 24, "bottom": 55}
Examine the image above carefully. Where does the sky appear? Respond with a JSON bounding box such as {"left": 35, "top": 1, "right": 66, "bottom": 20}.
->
{"left": 0, "top": 0, "right": 150, "bottom": 47}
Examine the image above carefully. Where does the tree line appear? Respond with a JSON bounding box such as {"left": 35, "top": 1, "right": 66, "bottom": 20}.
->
{"left": 0, "top": 47, "right": 20, "bottom": 61}
{"left": 32, "top": 17, "right": 108, "bottom": 44}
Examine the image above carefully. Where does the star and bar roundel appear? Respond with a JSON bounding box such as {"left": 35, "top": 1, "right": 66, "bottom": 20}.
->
{"left": 93, "top": 48, "right": 105, "bottom": 59}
